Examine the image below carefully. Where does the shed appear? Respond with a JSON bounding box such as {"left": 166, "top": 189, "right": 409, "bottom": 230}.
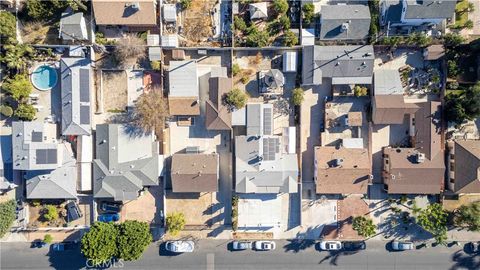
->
{"left": 283, "top": 52, "right": 297, "bottom": 73}
{"left": 148, "top": 46, "right": 161, "bottom": 61}
{"left": 162, "top": 35, "right": 179, "bottom": 48}
{"left": 249, "top": 2, "right": 268, "bottom": 20}
{"left": 147, "top": 34, "right": 160, "bottom": 46}
{"left": 301, "top": 29, "right": 315, "bottom": 45}
{"left": 163, "top": 4, "right": 177, "bottom": 23}
{"left": 172, "top": 49, "right": 186, "bottom": 60}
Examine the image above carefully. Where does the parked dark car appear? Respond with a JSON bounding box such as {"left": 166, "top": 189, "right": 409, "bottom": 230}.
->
{"left": 465, "top": 242, "right": 480, "bottom": 253}
{"left": 66, "top": 201, "right": 83, "bottom": 222}
{"left": 100, "top": 201, "right": 122, "bottom": 213}
{"left": 97, "top": 213, "right": 120, "bottom": 222}
{"left": 31, "top": 240, "right": 47, "bottom": 248}
{"left": 232, "top": 241, "right": 252, "bottom": 250}
{"left": 343, "top": 241, "right": 366, "bottom": 251}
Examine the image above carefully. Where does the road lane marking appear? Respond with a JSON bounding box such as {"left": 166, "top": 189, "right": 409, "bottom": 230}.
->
{"left": 207, "top": 253, "right": 214, "bottom": 270}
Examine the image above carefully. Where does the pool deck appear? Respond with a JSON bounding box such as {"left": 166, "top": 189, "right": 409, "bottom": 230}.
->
{"left": 29, "top": 62, "right": 61, "bottom": 124}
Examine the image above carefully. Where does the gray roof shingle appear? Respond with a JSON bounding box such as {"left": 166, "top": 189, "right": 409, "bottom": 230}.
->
{"left": 319, "top": 5, "right": 371, "bottom": 40}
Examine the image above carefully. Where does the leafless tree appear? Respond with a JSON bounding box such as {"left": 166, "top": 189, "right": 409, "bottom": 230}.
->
{"left": 133, "top": 88, "right": 169, "bottom": 137}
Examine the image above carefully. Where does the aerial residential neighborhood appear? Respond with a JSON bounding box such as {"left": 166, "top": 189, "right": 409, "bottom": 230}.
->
{"left": 0, "top": 0, "right": 479, "bottom": 269}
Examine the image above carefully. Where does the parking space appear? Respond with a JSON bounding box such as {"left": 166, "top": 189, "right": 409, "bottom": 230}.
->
{"left": 322, "top": 196, "right": 369, "bottom": 240}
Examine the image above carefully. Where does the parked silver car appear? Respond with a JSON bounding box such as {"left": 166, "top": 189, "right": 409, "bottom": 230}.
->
{"left": 165, "top": 241, "right": 195, "bottom": 253}
{"left": 391, "top": 240, "right": 414, "bottom": 251}
{"left": 232, "top": 241, "right": 253, "bottom": 250}
{"left": 319, "top": 241, "right": 342, "bottom": 251}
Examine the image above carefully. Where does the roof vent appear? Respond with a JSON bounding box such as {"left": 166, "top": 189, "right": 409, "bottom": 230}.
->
{"left": 129, "top": 2, "right": 140, "bottom": 10}
{"left": 17, "top": 132, "right": 22, "bottom": 137}
{"left": 391, "top": 174, "right": 396, "bottom": 180}
{"left": 416, "top": 152, "right": 426, "bottom": 163}
{"left": 341, "top": 22, "right": 349, "bottom": 32}
{"left": 130, "top": 164, "right": 135, "bottom": 169}
{"left": 101, "top": 139, "right": 107, "bottom": 144}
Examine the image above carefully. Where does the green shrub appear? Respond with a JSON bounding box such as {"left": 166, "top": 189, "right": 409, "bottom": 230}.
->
{"left": 282, "top": 30, "right": 298, "bottom": 47}
{"left": 291, "top": 88, "right": 304, "bottom": 106}
{"left": 43, "top": 205, "right": 58, "bottom": 221}
{"left": 43, "top": 234, "right": 53, "bottom": 244}
{"left": 234, "top": 16, "right": 247, "bottom": 32}
{"left": 273, "top": 0, "right": 289, "bottom": 15}
{"left": 0, "top": 105, "right": 13, "bottom": 117}
{"left": 15, "top": 104, "right": 36, "bottom": 121}
{"left": 225, "top": 88, "right": 248, "bottom": 109}
{"left": 150, "top": 61, "right": 161, "bottom": 71}
{"left": 0, "top": 200, "right": 16, "bottom": 237}
{"left": 0, "top": 11, "right": 16, "bottom": 44}
{"left": 232, "top": 63, "right": 241, "bottom": 77}
{"left": 180, "top": 0, "right": 192, "bottom": 10}
{"left": 166, "top": 212, "right": 186, "bottom": 236}
{"left": 354, "top": 85, "right": 368, "bottom": 97}
{"left": 2, "top": 74, "right": 33, "bottom": 101}
{"left": 302, "top": 3, "right": 315, "bottom": 24}
{"left": 352, "top": 216, "right": 376, "bottom": 238}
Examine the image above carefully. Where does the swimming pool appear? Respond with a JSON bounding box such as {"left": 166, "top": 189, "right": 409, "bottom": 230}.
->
{"left": 31, "top": 64, "right": 58, "bottom": 91}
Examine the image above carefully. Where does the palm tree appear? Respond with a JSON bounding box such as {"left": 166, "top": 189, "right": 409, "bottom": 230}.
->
{"left": 1, "top": 44, "right": 34, "bottom": 73}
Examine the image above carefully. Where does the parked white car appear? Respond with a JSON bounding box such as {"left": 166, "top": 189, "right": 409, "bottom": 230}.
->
{"left": 254, "top": 241, "right": 276, "bottom": 251}
{"left": 165, "top": 241, "right": 195, "bottom": 253}
{"left": 319, "top": 241, "right": 342, "bottom": 251}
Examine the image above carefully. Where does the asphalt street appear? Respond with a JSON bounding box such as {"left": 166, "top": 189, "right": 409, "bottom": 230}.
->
{"left": 1, "top": 240, "right": 479, "bottom": 270}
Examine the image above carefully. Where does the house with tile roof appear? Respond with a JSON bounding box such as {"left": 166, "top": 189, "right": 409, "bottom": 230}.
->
{"left": 92, "top": 0, "right": 157, "bottom": 27}
{"left": 93, "top": 124, "right": 160, "bottom": 202}
{"left": 205, "top": 75, "right": 232, "bottom": 131}
{"left": 382, "top": 101, "right": 445, "bottom": 194}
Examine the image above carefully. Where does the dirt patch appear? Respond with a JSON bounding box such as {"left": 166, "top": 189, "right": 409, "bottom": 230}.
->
{"left": 20, "top": 20, "right": 59, "bottom": 44}
{"left": 233, "top": 232, "right": 274, "bottom": 240}
{"left": 166, "top": 191, "right": 220, "bottom": 226}
{"left": 102, "top": 71, "right": 128, "bottom": 112}
{"left": 182, "top": 0, "right": 218, "bottom": 47}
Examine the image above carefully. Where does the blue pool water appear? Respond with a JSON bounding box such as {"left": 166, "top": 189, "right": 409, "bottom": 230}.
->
{"left": 31, "top": 65, "right": 58, "bottom": 91}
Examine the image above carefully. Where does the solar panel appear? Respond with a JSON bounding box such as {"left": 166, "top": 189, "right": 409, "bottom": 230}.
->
{"left": 80, "top": 105, "right": 90, "bottom": 125}
{"left": 79, "top": 69, "right": 90, "bottom": 102}
{"left": 263, "top": 108, "right": 272, "bottom": 135}
{"left": 31, "top": 131, "right": 43, "bottom": 142}
{"left": 262, "top": 138, "right": 279, "bottom": 161}
{"left": 36, "top": 149, "right": 57, "bottom": 164}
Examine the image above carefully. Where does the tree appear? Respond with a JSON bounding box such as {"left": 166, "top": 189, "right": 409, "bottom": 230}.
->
{"left": 447, "top": 60, "right": 459, "bottom": 77}
{"left": 282, "top": 30, "right": 298, "bottom": 47}
{"left": 291, "top": 88, "right": 304, "bottom": 106}
{"left": 302, "top": 3, "right": 315, "bottom": 25}
{"left": 116, "top": 221, "right": 152, "bottom": 261}
{"left": 2, "top": 74, "right": 33, "bottom": 101}
{"left": 462, "top": 83, "right": 480, "bottom": 119}
{"left": 273, "top": 0, "right": 289, "bottom": 15}
{"left": 467, "top": 2, "right": 475, "bottom": 12}
{"left": 279, "top": 14, "right": 291, "bottom": 31}
{"left": 416, "top": 203, "right": 448, "bottom": 244}
{"left": 354, "top": 85, "right": 368, "bottom": 97}
{"left": 234, "top": 16, "right": 247, "bottom": 32}
{"left": 445, "top": 82, "right": 480, "bottom": 123}
{"left": 150, "top": 61, "right": 161, "bottom": 71}
{"left": 0, "top": 200, "right": 16, "bottom": 238}
{"left": 352, "top": 216, "right": 376, "bottom": 238}
{"left": 0, "top": 105, "right": 13, "bottom": 117}
{"left": 43, "top": 205, "right": 58, "bottom": 221}
{"left": 464, "top": 20, "right": 474, "bottom": 29}
{"left": 455, "top": 202, "right": 480, "bottom": 231}
{"left": 166, "top": 212, "right": 186, "bottom": 236}
{"left": 43, "top": 234, "right": 53, "bottom": 244}
{"left": 114, "top": 34, "right": 146, "bottom": 67}
{"left": 232, "top": 63, "right": 241, "bottom": 77}
{"left": 81, "top": 222, "right": 118, "bottom": 265}
{"left": 225, "top": 88, "right": 248, "bottom": 109}
{"left": 180, "top": 0, "right": 192, "bottom": 10}
{"left": 15, "top": 104, "right": 36, "bottom": 121}
{"left": 1, "top": 44, "right": 35, "bottom": 72}
{"left": 134, "top": 89, "right": 169, "bottom": 135}
{"left": 444, "top": 33, "right": 465, "bottom": 48}
{"left": 407, "top": 32, "right": 431, "bottom": 47}
{"left": 0, "top": 11, "right": 16, "bottom": 44}
{"left": 246, "top": 28, "right": 270, "bottom": 47}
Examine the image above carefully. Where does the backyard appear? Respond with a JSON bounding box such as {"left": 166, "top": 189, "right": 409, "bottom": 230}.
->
{"left": 101, "top": 71, "right": 128, "bottom": 112}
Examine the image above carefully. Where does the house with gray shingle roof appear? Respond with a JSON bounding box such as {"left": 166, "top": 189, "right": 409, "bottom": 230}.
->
{"left": 381, "top": 0, "right": 455, "bottom": 28}
{"left": 59, "top": 9, "right": 88, "bottom": 41}
{"left": 302, "top": 45, "right": 374, "bottom": 86}
{"left": 319, "top": 5, "right": 371, "bottom": 41}
{"left": 12, "top": 121, "right": 77, "bottom": 199}
{"left": 235, "top": 104, "right": 298, "bottom": 194}
{"left": 60, "top": 56, "right": 92, "bottom": 136}
{"left": 93, "top": 124, "right": 160, "bottom": 202}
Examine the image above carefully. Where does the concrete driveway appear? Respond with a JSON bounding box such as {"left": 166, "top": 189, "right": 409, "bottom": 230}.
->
{"left": 300, "top": 80, "right": 331, "bottom": 198}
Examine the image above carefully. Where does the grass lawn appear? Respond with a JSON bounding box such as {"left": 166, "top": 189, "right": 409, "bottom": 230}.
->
{"left": 446, "top": 89, "right": 466, "bottom": 97}
{"left": 454, "top": 0, "right": 469, "bottom": 28}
